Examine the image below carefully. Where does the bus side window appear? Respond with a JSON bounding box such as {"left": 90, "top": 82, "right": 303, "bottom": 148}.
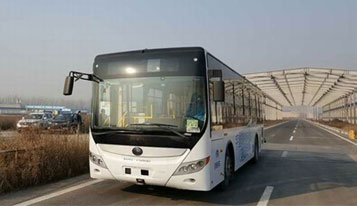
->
{"left": 208, "top": 53, "right": 252, "bottom": 131}
{"left": 207, "top": 53, "right": 264, "bottom": 132}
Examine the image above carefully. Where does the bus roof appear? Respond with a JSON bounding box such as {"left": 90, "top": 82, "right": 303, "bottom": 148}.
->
{"left": 94, "top": 47, "right": 263, "bottom": 95}
{"left": 95, "top": 47, "right": 205, "bottom": 61}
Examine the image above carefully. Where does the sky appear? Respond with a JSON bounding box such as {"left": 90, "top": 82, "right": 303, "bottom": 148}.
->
{"left": 0, "top": 0, "right": 356, "bottom": 101}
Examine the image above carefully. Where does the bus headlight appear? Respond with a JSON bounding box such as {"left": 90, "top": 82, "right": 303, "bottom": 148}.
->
{"left": 89, "top": 152, "right": 107, "bottom": 169}
{"left": 173, "top": 156, "right": 210, "bottom": 176}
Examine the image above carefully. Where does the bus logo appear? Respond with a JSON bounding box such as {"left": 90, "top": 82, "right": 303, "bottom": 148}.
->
{"left": 132, "top": 147, "right": 143, "bottom": 156}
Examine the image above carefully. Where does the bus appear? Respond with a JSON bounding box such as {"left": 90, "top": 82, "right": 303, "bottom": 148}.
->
{"left": 63, "top": 47, "right": 265, "bottom": 191}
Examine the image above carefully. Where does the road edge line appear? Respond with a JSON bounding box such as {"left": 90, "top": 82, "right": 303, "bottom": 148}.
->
{"left": 14, "top": 179, "right": 104, "bottom": 206}
{"left": 257, "top": 186, "right": 274, "bottom": 206}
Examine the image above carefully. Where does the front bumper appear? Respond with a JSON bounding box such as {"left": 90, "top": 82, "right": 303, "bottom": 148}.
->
{"left": 17, "top": 123, "right": 40, "bottom": 130}
{"left": 90, "top": 150, "right": 212, "bottom": 191}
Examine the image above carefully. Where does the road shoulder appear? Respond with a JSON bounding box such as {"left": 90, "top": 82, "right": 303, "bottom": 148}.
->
{"left": 0, "top": 174, "right": 90, "bottom": 206}
{"left": 307, "top": 120, "right": 357, "bottom": 146}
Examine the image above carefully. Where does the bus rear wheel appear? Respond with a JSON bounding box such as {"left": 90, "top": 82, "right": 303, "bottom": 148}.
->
{"left": 251, "top": 137, "right": 259, "bottom": 164}
{"left": 218, "top": 148, "right": 233, "bottom": 190}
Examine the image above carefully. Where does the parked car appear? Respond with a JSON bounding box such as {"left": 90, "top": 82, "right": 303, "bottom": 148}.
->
{"left": 17, "top": 112, "right": 53, "bottom": 131}
{"left": 48, "top": 113, "right": 77, "bottom": 133}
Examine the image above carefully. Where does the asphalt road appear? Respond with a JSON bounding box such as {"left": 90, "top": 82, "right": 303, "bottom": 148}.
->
{"left": 1, "top": 120, "right": 357, "bottom": 206}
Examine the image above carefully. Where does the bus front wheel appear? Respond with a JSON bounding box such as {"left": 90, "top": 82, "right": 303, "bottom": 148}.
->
{"left": 218, "top": 148, "right": 233, "bottom": 190}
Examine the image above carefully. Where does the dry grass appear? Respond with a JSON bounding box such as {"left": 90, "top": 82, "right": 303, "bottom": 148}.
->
{"left": 0, "top": 130, "right": 89, "bottom": 193}
{"left": 81, "top": 115, "right": 91, "bottom": 133}
{"left": 0, "top": 115, "right": 21, "bottom": 131}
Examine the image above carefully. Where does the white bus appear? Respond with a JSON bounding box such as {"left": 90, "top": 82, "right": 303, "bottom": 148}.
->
{"left": 63, "top": 47, "right": 264, "bottom": 191}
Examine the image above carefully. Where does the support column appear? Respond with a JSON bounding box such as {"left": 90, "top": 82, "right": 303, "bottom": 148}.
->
{"left": 346, "top": 96, "right": 349, "bottom": 122}
{"left": 343, "top": 97, "right": 346, "bottom": 122}
{"left": 343, "top": 99, "right": 344, "bottom": 121}
{"left": 347, "top": 95, "right": 350, "bottom": 123}
{"left": 347, "top": 95, "right": 352, "bottom": 123}
{"left": 341, "top": 99, "right": 343, "bottom": 121}
{"left": 340, "top": 99, "right": 342, "bottom": 121}
{"left": 352, "top": 92, "right": 357, "bottom": 124}
{"left": 263, "top": 97, "right": 268, "bottom": 121}
{"left": 350, "top": 94, "right": 353, "bottom": 124}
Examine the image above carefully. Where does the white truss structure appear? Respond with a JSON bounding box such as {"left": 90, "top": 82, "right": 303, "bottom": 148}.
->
{"left": 244, "top": 68, "right": 357, "bottom": 107}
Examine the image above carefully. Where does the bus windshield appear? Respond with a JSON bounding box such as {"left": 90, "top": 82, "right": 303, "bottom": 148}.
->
{"left": 92, "top": 76, "right": 206, "bottom": 134}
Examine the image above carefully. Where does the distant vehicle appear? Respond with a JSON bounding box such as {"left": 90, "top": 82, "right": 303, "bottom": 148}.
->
{"left": 63, "top": 47, "right": 264, "bottom": 191}
{"left": 48, "top": 113, "right": 77, "bottom": 133}
{"left": 17, "top": 112, "right": 53, "bottom": 131}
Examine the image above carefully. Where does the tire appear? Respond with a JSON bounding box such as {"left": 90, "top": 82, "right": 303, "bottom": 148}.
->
{"left": 218, "top": 148, "right": 234, "bottom": 190}
{"left": 251, "top": 137, "right": 259, "bottom": 164}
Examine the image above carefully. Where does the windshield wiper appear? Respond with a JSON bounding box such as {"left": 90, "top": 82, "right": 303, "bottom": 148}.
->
{"left": 130, "top": 123, "right": 188, "bottom": 139}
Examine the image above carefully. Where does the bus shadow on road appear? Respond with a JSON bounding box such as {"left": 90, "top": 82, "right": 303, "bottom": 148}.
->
{"left": 121, "top": 149, "right": 357, "bottom": 205}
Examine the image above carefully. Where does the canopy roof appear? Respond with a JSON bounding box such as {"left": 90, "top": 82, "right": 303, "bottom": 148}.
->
{"left": 244, "top": 68, "right": 357, "bottom": 107}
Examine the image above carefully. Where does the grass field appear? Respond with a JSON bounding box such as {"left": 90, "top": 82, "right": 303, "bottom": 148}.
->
{"left": 0, "top": 130, "right": 89, "bottom": 193}
{"left": 0, "top": 115, "right": 22, "bottom": 131}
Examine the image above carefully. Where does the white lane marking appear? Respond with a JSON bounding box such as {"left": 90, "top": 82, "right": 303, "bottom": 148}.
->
{"left": 293, "top": 130, "right": 296, "bottom": 134}
{"left": 257, "top": 186, "right": 274, "bottom": 206}
{"left": 14, "top": 179, "right": 104, "bottom": 206}
{"left": 312, "top": 122, "right": 357, "bottom": 146}
{"left": 281, "top": 151, "right": 288, "bottom": 157}
{"left": 289, "top": 136, "right": 294, "bottom": 141}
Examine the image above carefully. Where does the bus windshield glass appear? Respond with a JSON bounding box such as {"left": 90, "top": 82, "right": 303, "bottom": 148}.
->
{"left": 92, "top": 49, "right": 207, "bottom": 139}
{"left": 93, "top": 76, "right": 206, "bottom": 134}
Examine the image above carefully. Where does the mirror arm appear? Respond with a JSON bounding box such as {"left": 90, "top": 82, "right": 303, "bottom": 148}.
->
{"left": 69, "top": 71, "right": 103, "bottom": 83}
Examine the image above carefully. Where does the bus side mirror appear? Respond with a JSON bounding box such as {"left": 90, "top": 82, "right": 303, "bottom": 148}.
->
{"left": 63, "top": 76, "right": 74, "bottom": 96}
{"left": 213, "top": 80, "right": 225, "bottom": 102}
